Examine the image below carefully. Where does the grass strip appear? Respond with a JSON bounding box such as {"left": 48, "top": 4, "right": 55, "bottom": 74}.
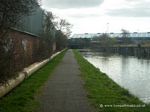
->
{"left": 0, "top": 50, "right": 66, "bottom": 112}
{"left": 73, "top": 50, "right": 150, "bottom": 112}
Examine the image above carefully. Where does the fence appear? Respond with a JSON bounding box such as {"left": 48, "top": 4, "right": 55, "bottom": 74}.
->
{"left": 16, "top": 7, "right": 45, "bottom": 36}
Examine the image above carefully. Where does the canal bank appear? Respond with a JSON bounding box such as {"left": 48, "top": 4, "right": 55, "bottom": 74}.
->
{"left": 81, "top": 50, "right": 150, "bottom": 103}
{"left": 74, "top": 50, "right": 150, "bottom": 112}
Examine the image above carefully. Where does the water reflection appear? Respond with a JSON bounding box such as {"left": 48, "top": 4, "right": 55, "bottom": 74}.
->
{"left": 82, "top": 51, "right": 150, "bottom": 103}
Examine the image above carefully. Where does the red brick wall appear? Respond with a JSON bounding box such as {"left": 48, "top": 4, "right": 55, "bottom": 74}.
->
{"left": 0, "top": 29, "right": 54, "bottom": 82}
{"left": 8, "top": 30, "right": 52, "bottom": 73}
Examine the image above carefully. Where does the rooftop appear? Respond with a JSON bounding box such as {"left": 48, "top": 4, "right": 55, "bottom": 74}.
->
{"left": 72, "top": 32, "right": 150, "bottom": 38}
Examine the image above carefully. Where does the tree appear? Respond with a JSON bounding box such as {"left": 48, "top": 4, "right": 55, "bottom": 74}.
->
{"left": 93, "top": 33, "right": 117, "bottom": 47}
{"left": 38, "top": 11, "right": 56, "bottom": 59}
{"left": 121, "top": 29, "right": 130, "bottom": 38}
{"left": 54, "top": 18, "right": 73, "bottom": 37}
{"left": 55, "top": 30, "right": 67, "bottom": 50}
{"left": 0, "top": 0, "right": 39, "bottom": 37}
{"left": 0, "top": 0, "right": 39, "bottom": 82}
{"left": 44, "top": 11, "right": 54, "bottom": 31}
{"left": 99, "top": 33, "right": 111, "bottom": 47}
{"left": 43, "top": 11, "right": 55, "bottom": 40}
{"left": 121, "top": 29, "right": 131, "bottom": 44}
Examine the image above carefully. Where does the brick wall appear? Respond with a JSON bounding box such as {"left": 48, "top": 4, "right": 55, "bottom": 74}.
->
{"left": 0, "top": 29, "right": 53, "bottom": 82}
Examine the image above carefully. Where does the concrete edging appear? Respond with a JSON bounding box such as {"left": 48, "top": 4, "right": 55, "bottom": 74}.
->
{"left": 0, "top": 50, "right": 63, "bottom": 98}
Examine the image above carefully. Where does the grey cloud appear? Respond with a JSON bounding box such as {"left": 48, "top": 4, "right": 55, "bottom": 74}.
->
{"left": 43, "top": 0, "right": 104, "bottom": 9}
{"left": 107, "top": 1, "right": 150, "bottom": 17}
{"left": 69, "top": 13, "right": 101, "bottom": 18}
{"left": 125, "top": 0, "right": 140, "bottom": 2}
{"left": 107, "top": 8, "right": 150, "bottom": 17}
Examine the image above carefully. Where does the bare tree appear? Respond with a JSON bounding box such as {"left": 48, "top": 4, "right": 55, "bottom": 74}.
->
{"left": 44, "top": 11, "right": 54, "bottom": 31}
{"left": 38, "top": 11, "right": 56, "bottom": 60}
{"left": 0, "top": 0, "right": 39, "bottom": 37}
{"left": 54, "top": 18, "right": 73, "bottom": 37}
{"left": 121, "top": 29, "right": 130, "bottom": 38}
{"left": 121, "top": 29, "right": 131, "bottom": 44}
{"left": 55, "top": 30, "right": 68, "bottom": 50}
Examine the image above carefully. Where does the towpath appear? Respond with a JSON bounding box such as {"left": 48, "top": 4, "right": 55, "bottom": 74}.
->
{"left": 38, "top": 49, "right": 95, "bottom": 112}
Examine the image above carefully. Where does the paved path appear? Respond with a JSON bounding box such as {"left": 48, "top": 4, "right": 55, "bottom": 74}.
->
{"left": 38, "top": 50, "right": 95, "bottom": 112}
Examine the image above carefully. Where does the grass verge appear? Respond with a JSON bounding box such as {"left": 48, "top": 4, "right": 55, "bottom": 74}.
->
{"left": 0, "top": 50, "right": 66, "bottom": 112}
{"left": 73, "top": 50, "right": 150, "bottom": 112}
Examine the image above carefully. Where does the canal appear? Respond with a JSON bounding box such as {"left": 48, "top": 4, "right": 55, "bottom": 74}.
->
{"left": 81, "top": 50, "right": 150, "bottom": 103}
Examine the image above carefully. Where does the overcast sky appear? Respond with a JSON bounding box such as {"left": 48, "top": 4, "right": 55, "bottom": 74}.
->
{"left": 42, "top": 0, "right": 150, "bottom": 34}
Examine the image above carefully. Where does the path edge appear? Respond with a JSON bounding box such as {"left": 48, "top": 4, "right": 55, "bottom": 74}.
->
{"left": 0, "top": 49, "right": 65, "bottom": 98}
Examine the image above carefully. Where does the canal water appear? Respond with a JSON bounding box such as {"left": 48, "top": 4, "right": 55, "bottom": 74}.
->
{"left": 81, "top": 51, "right": 150, "bottom": 103}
